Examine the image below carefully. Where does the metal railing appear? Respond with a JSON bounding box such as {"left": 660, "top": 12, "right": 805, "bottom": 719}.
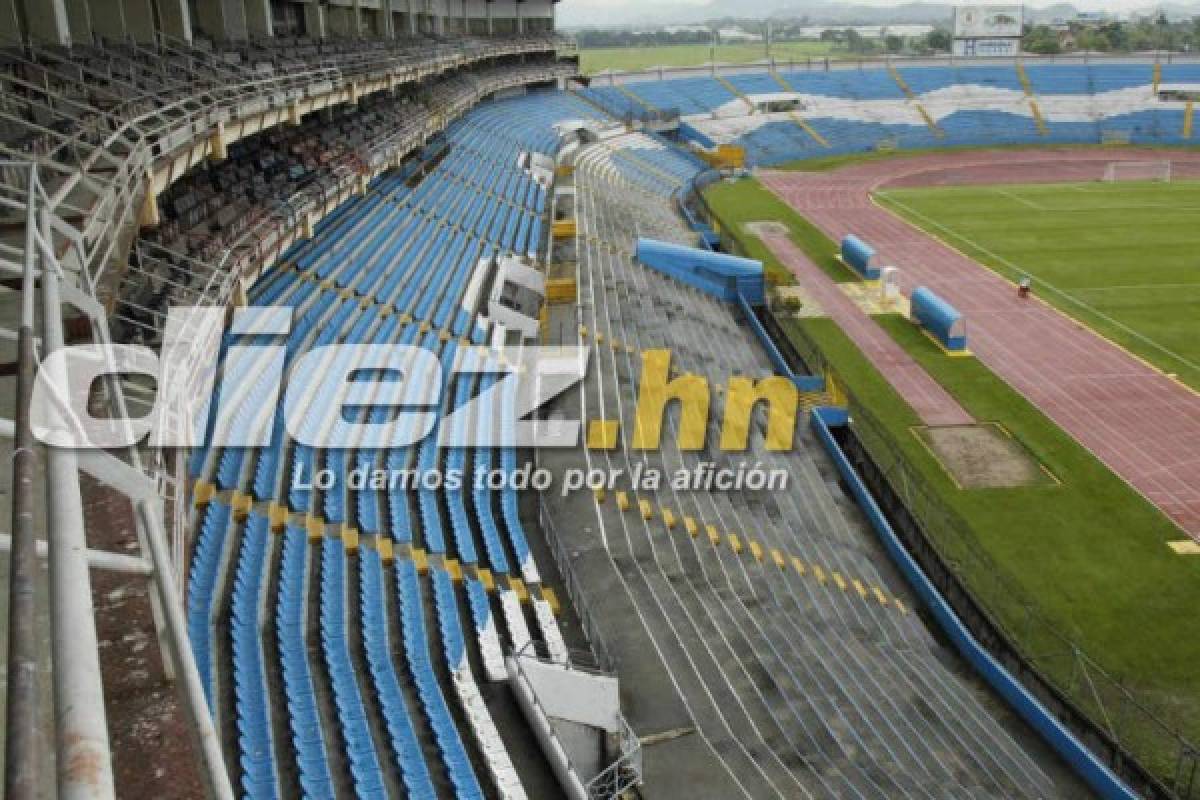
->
{"left": 510, "top": 640, "right": 641, "bottom": 800}
{"left": 535, "top": 496, "right": 616, "bottom": 674}
{"left": 1, "top": 163, "right": 233, "bottom": 800}
{"left": 589, "top": 50, "right": 1200, "bottom": 83}
{"left": 1, "top": 34, "right": 574, "bottom": 296}
{"left": 586, "top": 715, "right": 643, "bottom": 800}
{"left": 0, "top": 33, "right": 579, "bottom": 795}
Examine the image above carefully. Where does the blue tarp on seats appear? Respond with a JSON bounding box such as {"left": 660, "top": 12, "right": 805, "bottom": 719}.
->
{"left": 911, "top": 286, "right": 967, "bottom": 351}
{"left": 635, "top": 237, "right": 765, "bottom": 304}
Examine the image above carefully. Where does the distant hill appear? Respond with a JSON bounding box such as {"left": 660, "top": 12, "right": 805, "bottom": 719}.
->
{"left": 560, "top": 1, "right": 1200, "bottom": 33}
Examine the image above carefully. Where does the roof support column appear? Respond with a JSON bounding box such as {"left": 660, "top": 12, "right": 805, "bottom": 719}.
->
{"left": 22, "top": 0, "right": 71, "bottom": 44}
{"left": 156, "top": 0, "right": 192, "bottom": 42}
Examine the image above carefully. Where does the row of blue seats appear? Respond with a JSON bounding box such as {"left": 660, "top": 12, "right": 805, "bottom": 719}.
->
{"left": 446, "top": 352, "right": 485, "bottom": 567}
{"left": 587, "top": 64, "right": 1171, "bottom": 121}
{"left": 231, "top": 514, "right": 281, "bottom": 798}
{"left": 608, "top": 140, "right": 705, "bottom": 194}
{"left": 277, "top": 526, "right": 339, "bottom": 798}
{"left": 189, "top": 92, "right": 600, "bottom": 799}
{"left": 734, "top": 106, "right": 1196, "bottom": 166}
{"left": 320, "top": 537, "right": 389, "bottom": 798}
{"left": 360, "top": 547, "right": 440, "bottom": 798}
{"left": 395, "top": 559, "right": 484, "bottom": 799}
{"left": 473, "top": 370, "right": 514, "bottom": 574}
{"left": 626, "top": 76, "right": 738, "bottom": 115}
{"left": 577, "top": 86, "right": 641, "bottom": 117}
{"left": 187, "top": 500, "right": 232, "bottom": 710}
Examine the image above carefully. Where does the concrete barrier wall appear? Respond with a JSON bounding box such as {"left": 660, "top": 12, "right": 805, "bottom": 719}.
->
{"left": 737, "top": 295, "right": 825, "bottom": 392}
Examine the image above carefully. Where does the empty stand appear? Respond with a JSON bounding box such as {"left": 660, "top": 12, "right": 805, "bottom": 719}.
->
{"left": 184, "top": 90, "right": 612, "bottom": 799}
{"left": 539, "top": 126, "right": 1063, "bottom": 798}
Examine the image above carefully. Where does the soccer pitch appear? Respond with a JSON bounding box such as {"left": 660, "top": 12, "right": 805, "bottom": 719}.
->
{"left": 876, "top": 179, "right": 1200, "bottom": 391}
{"left": 579, "top": 42, "right": 837, "bottom": 74}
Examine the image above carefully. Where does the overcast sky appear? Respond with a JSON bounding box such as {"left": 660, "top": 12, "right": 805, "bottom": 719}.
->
{"left": 558, "top": 0, "right": 1174, "bottom": 28}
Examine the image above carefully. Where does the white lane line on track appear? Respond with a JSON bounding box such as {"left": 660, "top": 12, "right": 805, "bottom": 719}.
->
{"left": 877, "top": 192, "right": 1200, "bottom": 380}
{"left": 1073, "top": 283, "right": 1200, "bottom": 292}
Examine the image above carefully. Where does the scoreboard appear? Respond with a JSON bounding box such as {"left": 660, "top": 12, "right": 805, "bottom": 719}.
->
{"left": 953, "top": 5, "right": 1024, "bottom": 57}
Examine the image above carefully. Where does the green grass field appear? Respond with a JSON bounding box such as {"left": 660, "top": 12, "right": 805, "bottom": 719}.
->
{"left": 703, "top": 175, "right": 1200, "bottom": 784}
{"left": 579, "top": 42, "right": 838, "bottom": 74}
{"left": 876, "top": 180, "right": 1200, "bottom": 391}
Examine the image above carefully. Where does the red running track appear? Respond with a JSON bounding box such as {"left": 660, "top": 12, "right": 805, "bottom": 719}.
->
{"left": 761, "top": 148, "right": 1200, "bottom": 541}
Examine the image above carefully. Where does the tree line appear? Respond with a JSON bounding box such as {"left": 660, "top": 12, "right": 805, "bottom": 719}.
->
{"left": 575, "top": 15, "right": 1200, "bottom": 57}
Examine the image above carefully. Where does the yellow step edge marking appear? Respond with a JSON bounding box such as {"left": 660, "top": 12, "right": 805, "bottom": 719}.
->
{"left": 1184, "top": 100, "right": 1194, "bottom": 139}
{"left": 594, "top": 487, "right": 606, "bottom": 503}
{"left": 887, "top": 62, "right": 912, "bottom": 97}
{"left": 340, "top": 525, "right": 360, "bottom": 553}
{"left": 230, "top": 491, "right": 253, "bottom": 520}
{"left": 540, "top": 586, "right": 562, "bottom": 616}
{"left": 267, "top": 502, "right": 289, "bottom": 531}
{"left": 872, "top": 586, "right": 889, "bottom": 606}
{"left": 412, "top": 547, "right": 429, "bottom": 574}
{"left": 615, "top": 83, "right": 656, "bottom": 112}
{"left": 748, "top": 540, "right": 764, "bottom": 562}
{"left": 305, "top": 513, "right": 324, "bottom": 541}
{"left": 684, "top": 517, "right": 698, "bottom": 537}
{"left": 852, "top": 579, "right": 868, "bottom": 599}
{"left": 193, "top": 480, "right": 216, "bottom": 507}
{"left": 914, "top": 103, "right": 944, "bottom": 137}
{"left": 377, "top": 537, "right": 394, "bottom": 564}
{"left": 1016, "top": 61, "right": 1032, "bottom": 95}
{"left": 639, "top": 498, "right": 654, "bottom": 520}
{"left": 792, "top": 557, "right": 806, "bottom": 576}
{"left": 727, "top": 534, "right": 743, "bottom": 554}
{"left": 508, "top": 576, "right": 530, "bottom": 603}
{"left": 832, "top": 572, "right": 848, "bottom": 591}
{"left": 715, "top": 73, "right": 755, "bottom": 112}
{"left": 477, "top": 568, "right": 495, "bottom": 592}
{"left": 813, "top": 564, "right": 827, "bottom": 584}
{"left": 772, "top": 549, "right": 786, "bottom": 569}
{"left": 894, "top": 598, "right": 909, "bottom": 615}
{"left": 616, "top": 491, "right": 630, "bottom": 512}
{"left": 1029, "top": 99, "right": 1048, "bottom": 136}
{"left": 662, "top": 508, "right": 677, "bottom": 529}
{"left": 788, "top": 112, "right": 829, "bottom": 148}
{"left": 445, "top": 558, "right": 463, "bottom": 583}
{"left": 706, "top": 524, "right": 721, "bottom": 546}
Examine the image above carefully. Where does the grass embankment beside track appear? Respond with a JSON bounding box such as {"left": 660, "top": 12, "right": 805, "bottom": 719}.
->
{"left": 704, "top": 174, "right": 1200, "bottom": 780}
{"left": 702, "top": 178, "right": 857, "bottom": 285}
{"left": 579, "top": 42, "right": 838, "bottom": 74}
